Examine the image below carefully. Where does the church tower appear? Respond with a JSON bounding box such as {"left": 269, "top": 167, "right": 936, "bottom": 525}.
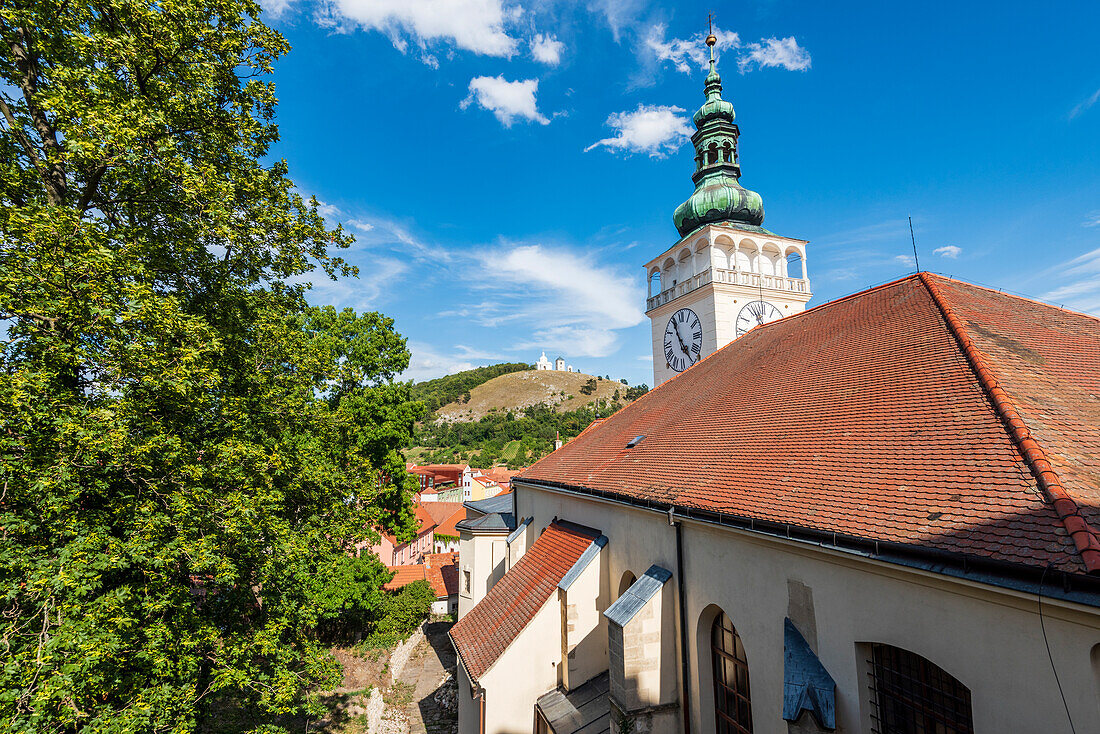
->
{"left": 646, "top": 31, "right": 812, "bottom": 386}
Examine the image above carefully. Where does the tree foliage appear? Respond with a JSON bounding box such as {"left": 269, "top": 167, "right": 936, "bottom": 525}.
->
{"left": 0, "top": 1, "right": 418, "bottom": 731}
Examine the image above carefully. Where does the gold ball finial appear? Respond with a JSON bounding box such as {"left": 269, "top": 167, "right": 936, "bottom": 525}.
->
{"left": 706, "top": 33, "right": 717, "bottom": 47}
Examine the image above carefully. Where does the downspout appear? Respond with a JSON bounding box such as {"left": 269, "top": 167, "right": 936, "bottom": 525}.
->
{"left": 671, "top": 508, "right": 693, "bottom": 734}
{"left": 479, "top": 684, "right": 485, "bottom": 734}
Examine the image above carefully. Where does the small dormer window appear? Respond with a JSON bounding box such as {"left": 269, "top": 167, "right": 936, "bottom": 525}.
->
{"left": 626, "top": 434, "right": 646, "bottom": 448}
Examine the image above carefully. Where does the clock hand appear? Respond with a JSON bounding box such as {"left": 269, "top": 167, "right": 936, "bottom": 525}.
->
{"left": 673, "top": 321, "right": 690, "bottom": 360}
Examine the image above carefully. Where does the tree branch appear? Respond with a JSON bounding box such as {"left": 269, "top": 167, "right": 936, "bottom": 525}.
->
{"left": 0, "top": 97, "right": 46, "bottom": 175}
{"left": 76, "top": 164, "right": 108, "bottom": 214}
{"left": 7, "top": 26, "right": 67, "bottom": 204}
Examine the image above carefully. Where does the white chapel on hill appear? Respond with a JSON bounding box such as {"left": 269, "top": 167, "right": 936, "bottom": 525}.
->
{"left": 449, "top": 30, "right": 1100, "bottom": 734}
{"left": 537, "top": 351, "right": 579, "bottom": 373}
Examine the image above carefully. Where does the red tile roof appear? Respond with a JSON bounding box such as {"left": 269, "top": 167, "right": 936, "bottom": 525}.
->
{"left": 520, "top": 274, "right": 1100, "bottom": 575}
{"left": 385, "top": 564, "right": 429, "bottom": 592}
{"left": 434, "top": 508, "right": 466, "bottom": 538}
{"left": 482, "top": 467, "right": 522, "bottom": 486}
{"left": 427, "top": 552, "right": 460, "bottom": 596}
{"left": 420, "top": 501, "right": 465, "bottom": 525}
{"left": 386, "top": 554, "right": 459, "bottom": 599}
{"left": 379, "top": 504, "right": 437, "bottom": 546}
{"left": 450, "top": 521, "right": 599, "bottom": 681}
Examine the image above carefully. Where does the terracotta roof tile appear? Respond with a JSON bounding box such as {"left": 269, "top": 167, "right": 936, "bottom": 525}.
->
{"left": 420, "top": 502, "right": 465, "bottom": 525}
{"left": 385, "top": 564, "right": 428, "bottom": 591}
{"left": 386, "top": 555, "right": 458, "bottom": 599}
{"left": 450, "top": 521, "right": 599, "bottom": 681}
{"left": 434, "top": 508, "right": 465, "bottom": 538}
{"left": 520, "top": 274, "right": 1100, "bottom": 575}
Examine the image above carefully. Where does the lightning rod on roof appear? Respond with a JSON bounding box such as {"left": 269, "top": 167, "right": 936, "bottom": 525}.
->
{"left": 909, "top": 216, "right": 921, "bottom": 273}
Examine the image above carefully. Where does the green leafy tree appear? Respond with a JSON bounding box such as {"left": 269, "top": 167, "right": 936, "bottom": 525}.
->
{"left": 0, "top": 1, "right": 417, "bottom": 731}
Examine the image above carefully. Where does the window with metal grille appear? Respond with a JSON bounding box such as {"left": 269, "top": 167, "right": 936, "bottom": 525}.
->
{"left": 712, "top": 612, "right": 753, "bottom": 734}
{"left": 868, "top": 643, "right": 974, "bottom": 734}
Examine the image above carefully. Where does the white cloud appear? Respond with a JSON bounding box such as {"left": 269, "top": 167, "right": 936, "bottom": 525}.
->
{"left": 587, "top": 0, "right": 647, "bottom": 41}
{"left": 645, "top": 23, "right": 738, "bottom": 74}
{"left": 895, "top": 254, "right": 916, "bottom": 268}
{"left": 933, "top": 245, "right": 962, "bottom": 259}
{"left": 637, "top": 354, "right": 654, "bottom": 362}
{"left": 475, "top": 244, "right": 645, "bottom": 358}
{"left": 1083, "top": 212, "right": 1100, "bottom": 227}
{"left": 461, "top": 76, "right": 550, "bottom": 126}
{"left": 738, "top": 36, "right": 811, "bottom": 72}
{"left": 1040, "top": 247, "right": 1100, "bottom": 314}
{"left": 303, "top": 256, "right": 408, "bottom": 311}
{"left": 454, "top": 344, "right": 512, "bottom": 361}
{"left": 1070, "top": 88, "right": 1100, "bottom": 120}
{"left": 531, "top": 33, "right": 564, "bottom": 65}
{"left": 316, "top": 201, "right": 341, "bottom": 218}
{"left": 335, "top": 214, "right": 454, "bottom": 263}
{"left": 401, "top": 342, "right": 476, "bottom": 382}
{"left": 317, "top": 0, "right": 519, "bottom": 58}
{"left": 584, "top": 104, "right": 692, "bottom": 157}
{"left": 260, "top": 0, "right": 293, "bottom": 18}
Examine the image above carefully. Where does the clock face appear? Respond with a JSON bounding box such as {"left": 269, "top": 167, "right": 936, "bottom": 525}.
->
{"left": 663, "top": 308, "right": 703, "bottom": 373}
{"left": 736, "top": 300, "right": 783, "bottom": 336}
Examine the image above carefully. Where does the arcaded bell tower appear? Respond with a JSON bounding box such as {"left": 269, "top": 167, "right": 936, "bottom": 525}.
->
{"left": 646, "top": 30, "right": 812, "bottom": 386}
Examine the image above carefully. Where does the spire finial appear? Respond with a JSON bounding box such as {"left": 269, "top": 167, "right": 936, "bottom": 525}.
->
{"left": 705, "top": 12, "right": 717, "bottom": 64}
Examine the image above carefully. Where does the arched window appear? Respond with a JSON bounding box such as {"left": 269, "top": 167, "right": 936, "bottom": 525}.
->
{"left": 786, "top": 251, "right": 804, "bottom": 281}
{"left": 869, "top": 644, "right": 973, "bottom": 734}
{"left": 712, "top": 612, "right": 752, "bottom": 733}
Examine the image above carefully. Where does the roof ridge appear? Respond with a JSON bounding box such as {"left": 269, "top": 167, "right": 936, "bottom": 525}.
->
{"left": 919, "top": 272, "right": 1100, "bottom": 574}
{"left": 922, "top": 271, "right": 1100, "bottom": 325}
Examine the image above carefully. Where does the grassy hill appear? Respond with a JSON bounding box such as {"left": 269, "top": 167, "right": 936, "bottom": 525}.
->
{"left": 409, "top": 362, "right": 531, "bottom": 416}
{"left": 407, "top": 366, "right": 649, "bottom": 468}
{"left": 435, "top": 370, "right": 630, "bottom": 422}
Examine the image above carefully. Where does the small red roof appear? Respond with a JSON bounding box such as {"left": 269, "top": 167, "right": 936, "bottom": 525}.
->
{"left": 378, "top": 504, "right": 437, "bottom": 546}
{"left": 384, "top": 564, "right": 429, "bottom": 591}
{"left": 450, "top": 521, "right": 599, "bottom": 681}
{"left": 520, "top": 274, "right": 1100, "bottom": 575}
{"left": 421, "top": 501, "right": 465, "bottom": 525}
{"left": 385, "top": 554, "right": 458, "bottom": 599}
{"left": 434, "top": 508, "right": 466, "bottom": 538}
{"left": 414, "top": 504, "right": 437, "bottom": 531}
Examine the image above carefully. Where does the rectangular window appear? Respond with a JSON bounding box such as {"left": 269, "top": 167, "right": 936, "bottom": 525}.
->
{"left": 463, "top": 569, "right": 471, "bottom": 594}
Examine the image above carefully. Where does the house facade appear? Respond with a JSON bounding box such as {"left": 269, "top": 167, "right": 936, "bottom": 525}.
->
{"left": 363, "top": 504, "right": 436, "bottom": 566}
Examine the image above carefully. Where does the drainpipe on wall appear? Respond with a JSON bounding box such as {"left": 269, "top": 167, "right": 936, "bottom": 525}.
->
{"left": 670, "top": 507, "right": 692, "bottom": 734}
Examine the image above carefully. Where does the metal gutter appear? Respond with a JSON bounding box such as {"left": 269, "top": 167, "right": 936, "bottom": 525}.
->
{"left": 514, "top": 478, "right": 1100, "bottom": 610}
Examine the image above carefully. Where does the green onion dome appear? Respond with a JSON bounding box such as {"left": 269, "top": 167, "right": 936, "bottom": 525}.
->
{"left": 692, "top": 68, "right": 735, "bottom": 126}
{"left": 674, "top": 174, "right": 765, "bottom": 235}
{"left": 674, "top": 36, "right": 765, "bottom": 237}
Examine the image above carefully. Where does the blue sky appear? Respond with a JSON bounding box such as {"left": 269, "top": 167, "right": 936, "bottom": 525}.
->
{"left": 262, "top": 0, "right": 1100, "bottom": 386}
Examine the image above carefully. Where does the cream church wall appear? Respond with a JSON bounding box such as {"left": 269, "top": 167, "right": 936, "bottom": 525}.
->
{"left": 481, "top": 595, "right": 563, "bottom": 734}
{"left": 514, "top": 480, "right": 1100, "bottom": 734}
{"left": 560, "top": 543, "right": 610, "bottom": 690}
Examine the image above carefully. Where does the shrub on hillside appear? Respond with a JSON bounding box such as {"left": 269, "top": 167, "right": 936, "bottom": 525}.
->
{"left": 363, "top": 580, "right": 436, "bottom": 646}
{"left": 310, "top": 553, "right": 394, "bottom": 644}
